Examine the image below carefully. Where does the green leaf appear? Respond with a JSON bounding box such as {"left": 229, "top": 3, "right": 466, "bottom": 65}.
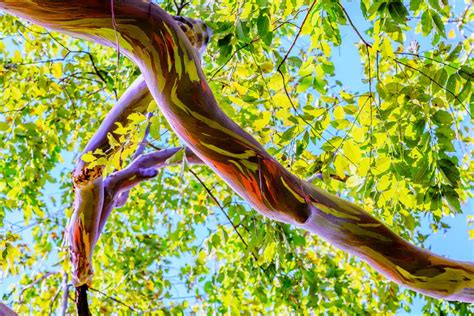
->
{"left": 235, "top": 20, "right": 245, "bottom": 41}
{"left": 431, "top": 110, "right": 452, "bottom": 125}
{"left": 428, "top": 0, "right": 442, "bottom": 11}
{"left": 297, "top": 76, "right": 313, "bottom": 93}
{"left": 0, "top": 122, "right": 10, "bottom": 131}
{"left": 431, "top": 11, "right": 446, "bottom": 38}
{"left": 280, "top": 126, "right": 296, "bottom": 142}
{"left": 443, "top": 185, "right": 461, "bottom": 212}
{"left": 263, "top": 241, "right": 276, "bottom": 263}
{"left": 127, "top": 112, "right": 146, "bottom": 125}
{"left": 457, "top": 80, "right": 471, "bottom": 103}
{"left": 149, "top": 116, "right": 161, "bottom": 139}
{"left": 51, "top": 62, "right": 63, "bottom": 79}
{"left": 438, "top": 158, "right": 460, "bottom": 187}
{"left": 446, "top": 73, "right": 460, "bottom": 100}
{"left": 410, "top": 0, "right": 422, "bottom": 11}
{"left": 421, "top": 10, "right": 432, "bottom": 35}
{"left": 446, "top": 43, "right": 462, "bottom": 61}
{"left": 367, "top": 2, "right": 383, "bottom": 17}
{"left": 256, "top": 14, "right": 270, "bottom": 38}
{"left": 458, "top": 66, "right": 474, "bottom": 81}
{"left": 388, "top": 1, "right": 409, "bottom": 23}
{"left": 333, "top": 106, "right": 344, "bottom": 120}
{"left": 217, "top": 33, "right": 232, "bottom": 47}
{"left": 433, "top": 68, "right": 447, "bottom": 93}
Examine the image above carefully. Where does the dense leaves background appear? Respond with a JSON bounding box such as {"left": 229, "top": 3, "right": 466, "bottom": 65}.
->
{"left": 1, "top": 0, "right": 472, "bottom": 314}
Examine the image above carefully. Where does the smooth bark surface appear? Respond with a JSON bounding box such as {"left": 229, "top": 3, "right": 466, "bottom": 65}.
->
{"left": 1, "top": 0, "right": 473, "bottom": 303}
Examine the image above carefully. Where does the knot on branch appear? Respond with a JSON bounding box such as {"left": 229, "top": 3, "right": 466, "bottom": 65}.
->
{"left": 72, "top": 165, "right": 103, "bottom": 188}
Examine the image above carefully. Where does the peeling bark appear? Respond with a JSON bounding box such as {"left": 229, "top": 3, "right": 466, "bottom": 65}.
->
{"left": 1, "top": 0, "right": 473, "bottom": 304}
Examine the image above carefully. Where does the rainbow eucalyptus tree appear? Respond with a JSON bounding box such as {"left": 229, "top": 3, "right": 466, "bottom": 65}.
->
{"left": 1, "top": 0, "right": 473, "bottom": 314}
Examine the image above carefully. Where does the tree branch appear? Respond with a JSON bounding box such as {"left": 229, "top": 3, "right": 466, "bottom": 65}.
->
{"left": 88, "top": 287, "right": 137, "bottom": 312}
{"left": 188, "top": 169, "right": 249, "bottom": 246}
{"left": 18, "top": 271, "right": 59, "bottom": 304}
{"left": 394, "top": 58, "right": 470, "bottom": 115}
{"left": 337, "top": 2, "right": 372, "bottom": 48}
{"left": 277, "top": 1, "right": 317, "bottom": 71}
{"left": 99, "top": 146, "right": 202, "bottom": 234}
{"left": 60, "top": 273, "right": 70, "bottom": 316}
{"left": 173, "top": 0, "right": 189, "bottom": 16}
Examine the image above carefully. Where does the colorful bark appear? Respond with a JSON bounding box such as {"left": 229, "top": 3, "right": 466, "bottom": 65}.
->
{"left": 1, "top": 0, "right": 473, "bottom": 303}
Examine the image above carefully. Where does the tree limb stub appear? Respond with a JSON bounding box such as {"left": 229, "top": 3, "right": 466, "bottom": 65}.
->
{"left": 1, "top": 0, "right": 473, "bottom": 302}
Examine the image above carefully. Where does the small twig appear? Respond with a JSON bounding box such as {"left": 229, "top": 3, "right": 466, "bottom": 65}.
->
{"left": 0, "top": 105, "right": 28, "bottom": 114}
{"left": 135, "top": 113, "right": 153, "bottom": 157}
{"left": 18, "top": 272, "right": 60, "bottom": 304}
{"left": 322, "top": 94, "right": 372, "bottom": 171}
{"left": 394, "top": 58, "right": 470, "bottom": 116}
{"left": 277, "top": 80, "right": 357, "bottom": 169}
{"left": 78, "top": 51, "right": 109, "bottom": 88}
{"left": 366, "top": 45, "right": 372, "bottom": 97}
{"left": 210, "top": 42, "right": 253, "bottom": 80}
{"left": 277, "top": 1, "right": 317, "bottom": 71}
{"left": 188, "top": 169, "right": 250, "bottom": 244}
{"left": 365, "top": 43, "right": 373, "bottom": 170}
{"left": 273, "top": 0, "right": 357, "bottom": 168}
{"left": 6, "top": 48, "right": 115, "bottom": 98}
{"left": 275, "top": 2, "right": 329, "bottom": 120}
{"left": 173, "top": 0, "right": 189, "bottom": 16}
{"left": 6, "top": 57, "right": 67, "bottom": 66}
{"left": 188, "top": 169, "right": 272, "bottom": 282}
{"left": 306, "top": 173, "right": 349, "bottom": 183}
{"left": 88, "top": 287, "right": 137, "bottom": 311}
{"left": 395, "top": 52, "right": 460, "bottom": 70}
{"left": 146, "top": 141, "right": 162, "bottom": 151}
{"left": 337, "top": 2, "right": 372, "bottom": 48}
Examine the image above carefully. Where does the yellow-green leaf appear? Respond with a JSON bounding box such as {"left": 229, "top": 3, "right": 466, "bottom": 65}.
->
{"left": 52, "top": 62, "right": 63, "bottom": 79}
{"left": 334, "top": 106, "right": 345, "bottom": 120}
{"left": 81, "top": 152, "right": 96, "bottom": 163}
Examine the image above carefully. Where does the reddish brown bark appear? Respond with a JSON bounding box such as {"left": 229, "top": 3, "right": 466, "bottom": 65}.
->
{"left": 1, "top": 0, "right": 473, "bottom": 304}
